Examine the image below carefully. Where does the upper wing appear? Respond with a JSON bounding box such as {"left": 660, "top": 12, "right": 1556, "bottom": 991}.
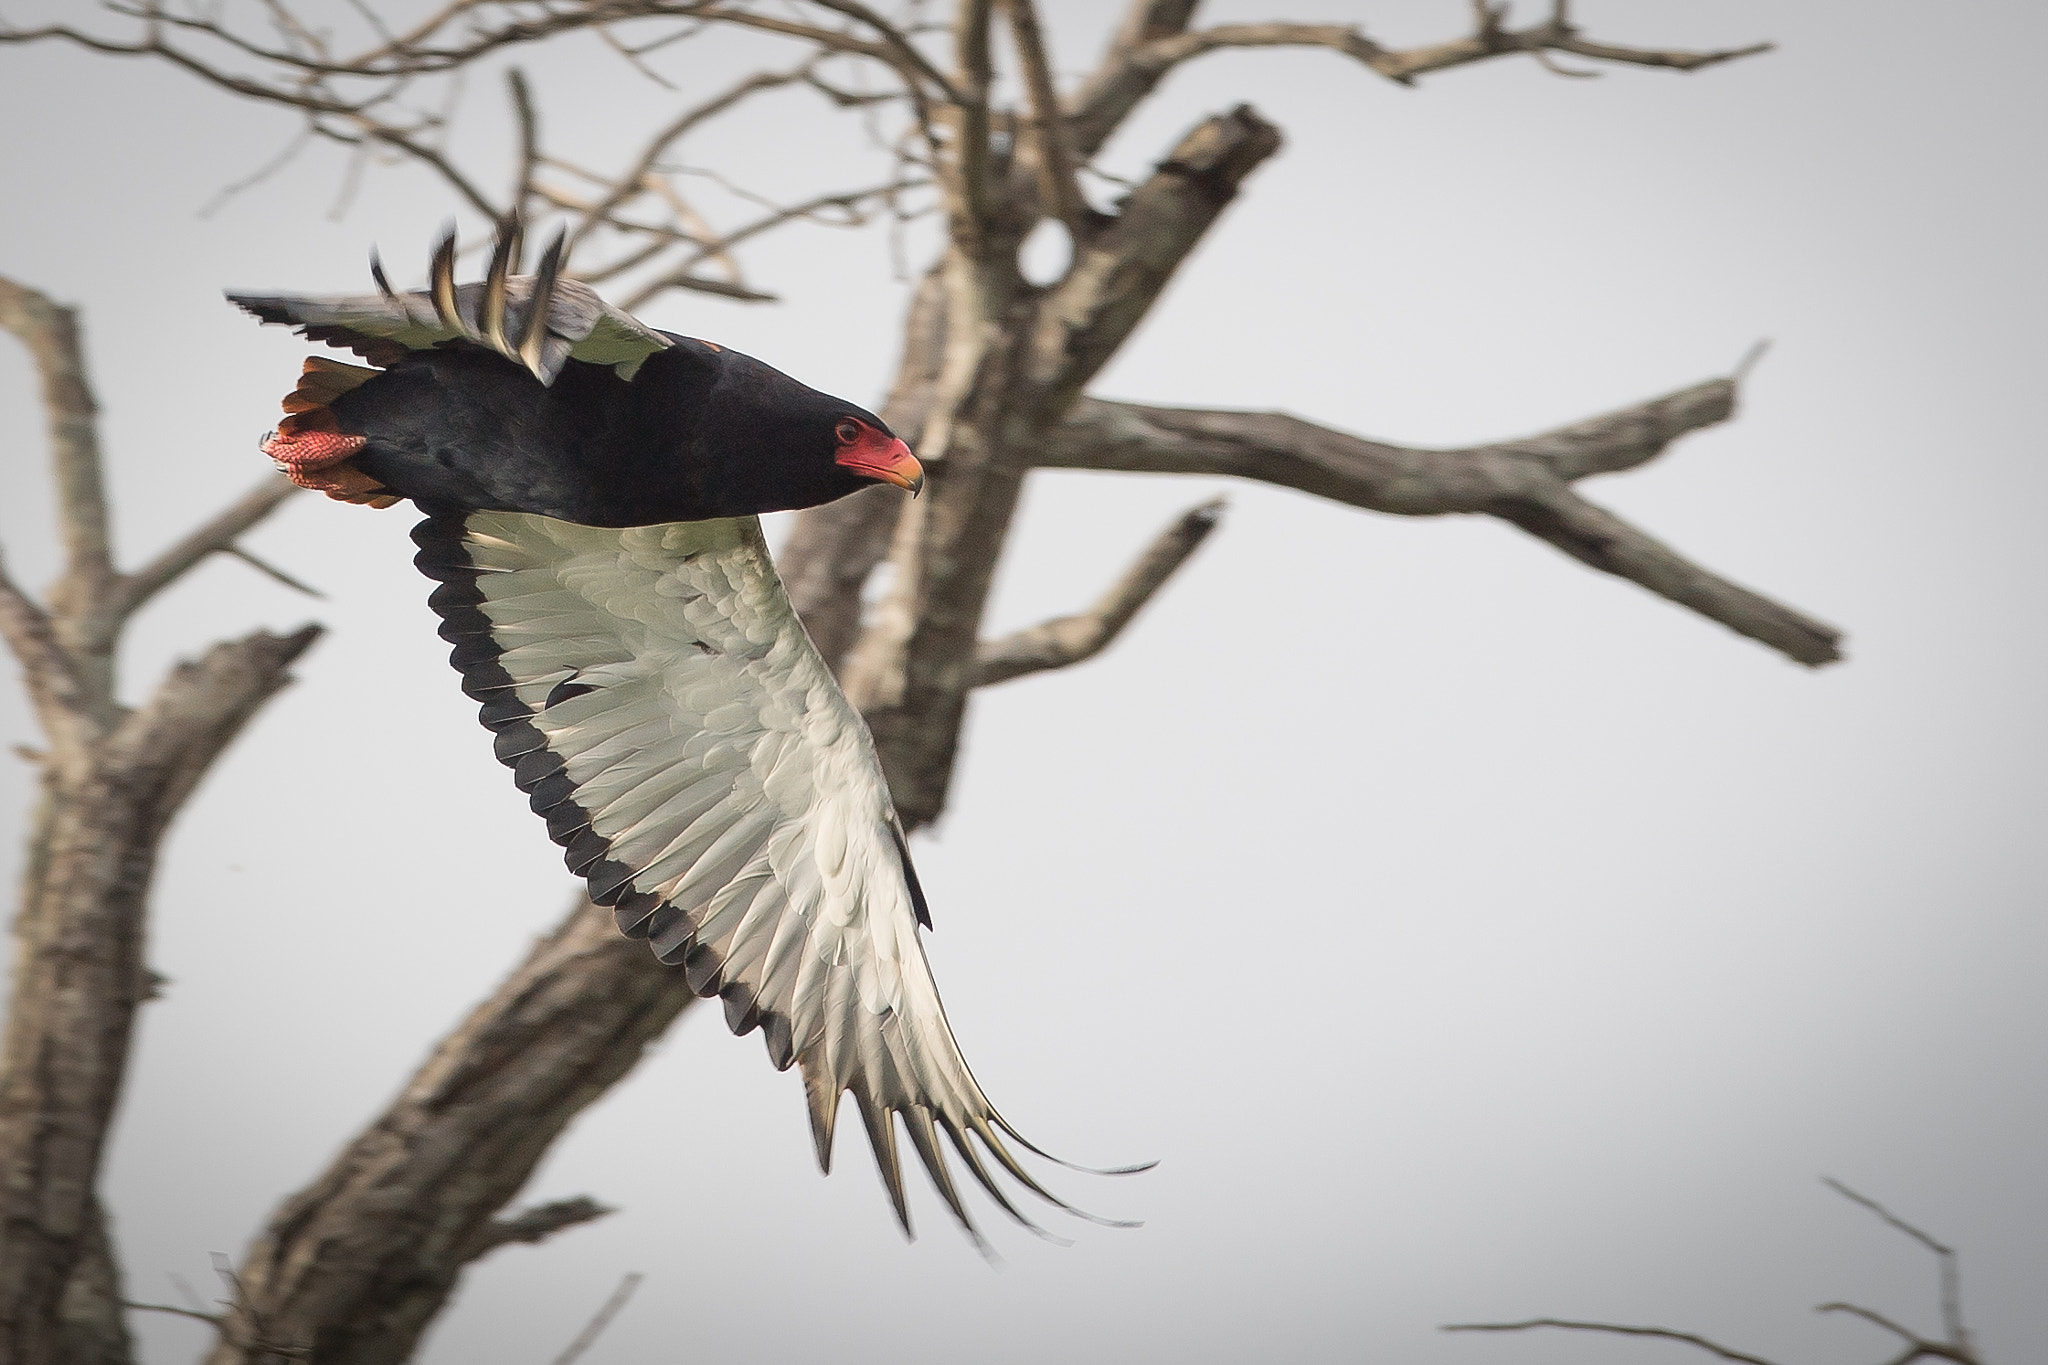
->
{"left": 229, "top": 221, "right": 669, "bottom": 385}
{"left": 413, "top": 510, "right": 1124, "bottom": 1243}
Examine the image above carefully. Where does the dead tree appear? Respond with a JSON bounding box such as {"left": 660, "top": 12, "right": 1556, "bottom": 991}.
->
{"left": 0, "top": 4, "right": 1833, "bottom": 1362}
{"left": 1445, "top": 1179, "right": 1985, "bottom": 1365}
{"left": 0, "top": 280, "right": 313, "bottom": 1363}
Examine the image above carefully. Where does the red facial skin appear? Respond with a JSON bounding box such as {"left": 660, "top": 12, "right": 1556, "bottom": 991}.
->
{"left": 832, "top": 418, "right": 924, "bottom": 494}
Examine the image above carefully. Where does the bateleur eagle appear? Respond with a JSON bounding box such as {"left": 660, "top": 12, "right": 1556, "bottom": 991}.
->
{"left": 230, "top": 219, "right": 1132, "bottom": 1246}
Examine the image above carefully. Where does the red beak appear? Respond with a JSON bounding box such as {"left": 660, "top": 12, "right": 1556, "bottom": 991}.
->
{"left": 836, "top": 431, "right": 924, "bottom": 495}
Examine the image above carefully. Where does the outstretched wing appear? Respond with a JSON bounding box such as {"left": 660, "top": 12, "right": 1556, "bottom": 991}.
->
{"left": 229, "top": 221, "right": 669, "bottom": 385}
{"left": 414, "top": 510, "right": 1123, "bottom": 1243}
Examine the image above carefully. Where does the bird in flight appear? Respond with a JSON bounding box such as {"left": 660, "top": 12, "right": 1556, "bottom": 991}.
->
{"left": 230, "top": 217, "right": 1135, "bottom": 1246}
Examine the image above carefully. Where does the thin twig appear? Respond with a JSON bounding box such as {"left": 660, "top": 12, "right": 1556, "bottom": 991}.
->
{"left": 507, "top": 67, "right": 538, "bottom": 220}
{"left": 1003, "top": 0, "right": 1088, "bottom": 235}
{"left": 197, "top": 123, "right": 316, "bottom": 217}
{"left": 123, "top": 1299, "right": 223, "bottom": 1327}
{"left": 223, "top": 545, "right": 325, "bottom": 600}
{"left": 468, "top": 1195, "right": 615, "bottom": 1258}
{"left": 562, "top": 63, "right": 807, "bottom": 258}
{"left": 1442, "top": 1319, "right": 1784, "bottom": 1365}
{"left": 548, "top": 1272, "right": 643, "bottom": 1365}
{"left": 110, "top": 474, "right": 302, "bottom": 630}
{"left": 1822, "top": 1178, "right": 1967, "bottom": 1349}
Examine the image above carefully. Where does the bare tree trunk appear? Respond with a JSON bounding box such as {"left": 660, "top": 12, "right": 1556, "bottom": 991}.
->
{"left": 0, "top": 274, "right": 311, "bottom": 1364}
{"left": 0, "top": 626, "right": 319, "bottom": 1361}
{"left": 205, "top": 898, "right": 694, "bottom": 1365}
{"left": 846, "top": 105, "right": 1285, "bottom": 828}
{"left": 53, "top": 1199, "right": 132, "bottom": 1365}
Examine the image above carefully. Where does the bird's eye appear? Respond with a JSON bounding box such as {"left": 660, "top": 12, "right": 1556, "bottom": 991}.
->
{"left": 835, "top": 419, "right": 863, "bottom": 445}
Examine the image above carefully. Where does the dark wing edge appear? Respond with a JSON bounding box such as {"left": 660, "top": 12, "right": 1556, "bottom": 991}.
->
{"left": 409, "top": 513, "right": 1147, "bottom": 1248}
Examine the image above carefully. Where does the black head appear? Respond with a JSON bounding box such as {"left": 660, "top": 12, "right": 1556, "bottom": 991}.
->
{"left": 676, "top": 341, "right": 922, "bottom": 518}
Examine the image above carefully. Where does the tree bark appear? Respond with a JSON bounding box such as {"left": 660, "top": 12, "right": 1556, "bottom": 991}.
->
{"left": 846, "top": 104, "right": 1284, "bottom": 830}
{"left": 204, "top": 897, "right": 696, "bottom": 1365}
{"left": 0, "top": 627, "right": 320, "bottom": 1363}
{"left": 52, "top": 1198, "right": 132, "bottom": 1365}
{"left": 1038, "top": 384, "right": 1840, "bottom": 665}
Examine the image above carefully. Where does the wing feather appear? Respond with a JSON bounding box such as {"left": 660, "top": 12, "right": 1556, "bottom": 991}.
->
{"left": 412, "top": 510, "right": 1125, "bottom": 1241}
{"left": 230, "top": 271, "right": 667, "bottom": 385}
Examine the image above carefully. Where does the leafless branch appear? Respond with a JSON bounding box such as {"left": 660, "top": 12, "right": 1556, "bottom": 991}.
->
{"left": 107, "top": 474, "right": 302, "bottom": 630}
{"left": 1822, "top": 1178, "right": 1954, "bottom": 1260}
{"left": 326, "top": 112, "right": 505, "bottom": 219}
{"left": 1450, "top": 1186, "right": 1982, "bottom": 1365}
{"left": 122, "top": 1299, "right": 223, "bottom": 1327}
{"left": 0, "top": 276, "right": 113, "bottom": 605}
{"left": 0, "top": 5, "right": 942, "bottom": 312}
{"left": 1039, "top": 374, "right": 1841, "bottom": 668}
{"left": 1816, "top": 1302, "right": 1934, "bottom": 1347}
{"left": 1066, "top": 7, "right": 1768, "bottom": 155}
{"left": 617, "top": 177, "right": 922, "bottom": 311}
{"left": 561, "top": 62, "right": 809, "bottom": 258}
{"left": 1003, "top": 0, "right": 1088, "bottom": 235}
{"left": 946, "top": 0, "right": 996, "bottom": 255}
{"left": 220, "top": 544, "right": 325, "bottom": 600}
{"left": 1139, "top": 19, "right": 1770, "bottom": 89}
{"left": 33, "top": 3, "right": 941, "bottom": 92}
{"left": 593, "top": 21, "right": 679, "bottom": 90}
{"left": 974, "top": 497, "right": 1220, "bottom": 687}
{"left": 1028, "top": 105, "right": 1283, "bottom": 415}
{"left": 506, "top": 67, "right": 538, "bottom": 219}
{"left": 549, "top": 1271, "right": 645, "bottom": 1365}
{"left": 467, "top": 1196, "right": 615, "bottom": 1258}
{"left": 1823, "top": 1178, "right": 1973, "bottom": 1356}
{"left": 1442, "top": 1318, "right": 1784, "bottom": 1365}
{"left": 197, "top": 122, "right": 317, "bottom": 218}
{"left": 808, "top": 0, "right": 960, "bottom": 100}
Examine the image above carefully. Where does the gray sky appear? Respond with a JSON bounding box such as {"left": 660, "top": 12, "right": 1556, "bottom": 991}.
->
{"left": 2, "top": 2, "right": 2044, "bottom": 1362}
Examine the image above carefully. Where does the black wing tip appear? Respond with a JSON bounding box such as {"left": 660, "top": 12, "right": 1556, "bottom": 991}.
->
{"left": 227, "top": 292, "right": 295, "bottom": 326}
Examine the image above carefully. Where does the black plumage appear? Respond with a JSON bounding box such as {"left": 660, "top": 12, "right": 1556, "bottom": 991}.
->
{"left": 230, "top": 216, "right": 920, "bottom": 520}
{"left": 331, "top": 337, "right": 892, "bottom": 525}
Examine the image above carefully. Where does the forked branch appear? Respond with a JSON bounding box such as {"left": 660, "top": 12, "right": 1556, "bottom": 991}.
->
{"left": 107, "top": 474, "right": 302, "bottom": 632}
{"left": 1067, "top": 3, "right": 1768, "bottom": 157}
{"left": 1446, "top": 1180, "right": 1986, "bottom": 1365}
{"left": 1038, "top": 373, "right": 1840, "bottom": 667}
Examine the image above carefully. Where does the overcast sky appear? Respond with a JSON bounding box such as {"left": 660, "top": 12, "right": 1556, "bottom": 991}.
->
{"left": 2, "top": 2, "right": 2044, "bottom": 1363}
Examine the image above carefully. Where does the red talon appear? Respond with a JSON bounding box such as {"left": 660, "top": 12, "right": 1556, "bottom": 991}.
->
{"left": 262, "top": 424, "right": 367, "bottom": 473}
{"left": 259, "top": 358, "right": 397, "bottom": 507}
